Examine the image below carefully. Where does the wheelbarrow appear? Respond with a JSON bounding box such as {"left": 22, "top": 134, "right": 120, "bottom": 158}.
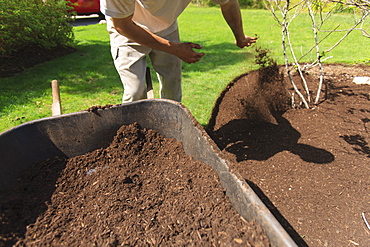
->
{"left": 0, "top": 99, "right": 297, "bottom": 247}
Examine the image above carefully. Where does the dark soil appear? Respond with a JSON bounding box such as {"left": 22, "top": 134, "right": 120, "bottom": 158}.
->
{"left": 0, "top": 45, "right": 75, "bottom": 78}
{"left": 0, "top": 123, "right": 269, "bottom": 246}
{"left": 206, "top": 63, "right": 370, "bottom": 246}
{"left": 2, "top": 47, "right": 370, "bottom": 246}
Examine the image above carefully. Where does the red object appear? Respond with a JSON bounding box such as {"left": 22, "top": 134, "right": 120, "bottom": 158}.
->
{"left": 68, "top": 0, "right": 101, "bottom": 15}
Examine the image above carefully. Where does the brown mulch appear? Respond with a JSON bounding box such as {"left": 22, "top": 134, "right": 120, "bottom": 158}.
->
{"left": 2, "top": 46, "right": 370, "bottom": 246}
{"left": 206, "top": 63, "right": 370, "bottom": 246}
{"left": 0, "top": 123, "right": 269, "bottom": 246}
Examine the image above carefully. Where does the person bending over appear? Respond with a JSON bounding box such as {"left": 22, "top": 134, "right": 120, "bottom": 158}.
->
{"left": 100, "top": 0, "right": 257, "bottom": 102}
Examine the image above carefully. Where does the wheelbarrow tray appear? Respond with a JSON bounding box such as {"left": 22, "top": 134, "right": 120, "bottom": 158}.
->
{"left": 0, "top": 99, "right": 296, "bottom": 247}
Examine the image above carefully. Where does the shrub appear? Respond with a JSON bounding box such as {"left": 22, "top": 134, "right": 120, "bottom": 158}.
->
{"left": 0, "top": 0, "right": 75, "bottom": 57}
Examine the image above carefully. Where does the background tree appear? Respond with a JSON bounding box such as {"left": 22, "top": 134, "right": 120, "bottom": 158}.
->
{"left": 264, "top": 0, "right": 369, "bottom": 108}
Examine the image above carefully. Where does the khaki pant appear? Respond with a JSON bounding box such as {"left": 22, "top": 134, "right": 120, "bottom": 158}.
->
{"left": 108, "top": 22, "right": 182, "bottom": 103}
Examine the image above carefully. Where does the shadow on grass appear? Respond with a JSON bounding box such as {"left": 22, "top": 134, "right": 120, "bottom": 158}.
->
{"left": 0, "top": 41, "right": 114, "bottom": 114}
{"left": 182, "top": 41, "right": 255, "bottom": 77}
{"left": 0, "top": 40, "right": 254, "bottom": 116}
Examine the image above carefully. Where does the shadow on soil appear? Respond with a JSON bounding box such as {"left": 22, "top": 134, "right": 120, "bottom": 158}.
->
{"left": 340, "top": 134, "right": 370, "bottom": 157}
{"left": 212, "top": 114, "right": 335, "bottom": 164}
{"left": 206, "top": 66, "right": 335, "bottom": 164}
{"left": 205, "top": 65, "right": 336, "bottom": 246}
{"left": 246, "top": 180, "right": 309, "bottom": 247}
{"left": 0, "top": 158, "right": 66, "bottom": 246}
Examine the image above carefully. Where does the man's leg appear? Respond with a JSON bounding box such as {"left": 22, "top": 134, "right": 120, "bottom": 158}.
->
{"left": 110, "top": 32, "right": 151, "bottom": 102}
{"left": 114, "top": 48, "right": 147, "bottom": 102}
{"left": 149, "top": 28, "right": 182, "bottom": 102}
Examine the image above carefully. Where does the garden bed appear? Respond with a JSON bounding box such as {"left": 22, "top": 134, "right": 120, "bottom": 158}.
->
{"left": 2, "top": 46, "right": 370, "bottom": 246}
{"left": 207, "top": 64, "right": 370, "bottom": 246}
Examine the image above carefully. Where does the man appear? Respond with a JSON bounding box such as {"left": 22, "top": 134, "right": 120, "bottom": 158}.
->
{"left": 100, "top": 0, "right": 257, "bottom": 102}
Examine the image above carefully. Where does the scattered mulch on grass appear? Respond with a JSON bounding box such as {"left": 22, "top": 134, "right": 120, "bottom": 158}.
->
{"left": 0, "top": 123, "right": 269, "bottom": 247}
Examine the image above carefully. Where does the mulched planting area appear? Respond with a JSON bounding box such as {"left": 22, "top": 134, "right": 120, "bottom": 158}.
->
{"left": 0, "top": 123, "right": 269, "bottom": 247}
{"left": 207, "top": 64, "right": 370, "bottom": 246}
{"left": 2, "top": 45, "right": 370, "bottom": 246}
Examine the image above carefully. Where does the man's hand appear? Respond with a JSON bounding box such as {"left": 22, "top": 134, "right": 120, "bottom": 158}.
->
{"left": 220, "top": 0, "right": 258, "bottom": 49}
{"left": 172, "top": 42, "right": 205, "bottom": 64}
{"left": 111, "top": 17, "right": 204, "bottom": 64}
{"left": 235, "top": 35, "right": 258, "bottom": 48}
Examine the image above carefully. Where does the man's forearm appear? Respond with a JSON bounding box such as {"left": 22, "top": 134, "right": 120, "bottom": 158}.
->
{"left": 220, "top": 0, "right": 257, "bottom": 48}
{"left": 111, "top": 16, "right": 205, "bottom": 63}
{"left": 220, "top": 0, "right": 245, "bottom": 42}
{"left": 111, "top": 17, "right": 174, "bottom": 53}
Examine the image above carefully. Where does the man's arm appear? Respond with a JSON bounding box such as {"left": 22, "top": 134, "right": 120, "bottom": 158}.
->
{"left": 220, "top": 0, "right": 257, "bottom": 48}
{"left": 111, "top": 16, "right": 205, "bottom": 63}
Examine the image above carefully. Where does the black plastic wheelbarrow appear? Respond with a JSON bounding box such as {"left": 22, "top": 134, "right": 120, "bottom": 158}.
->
{"left": 0, "top": 99, "right": 297, "bottom": 247}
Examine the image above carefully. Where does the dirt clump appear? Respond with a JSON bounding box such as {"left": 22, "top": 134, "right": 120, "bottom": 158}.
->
{"left": 0, "top": 123, "right": 269, "bottom": 247}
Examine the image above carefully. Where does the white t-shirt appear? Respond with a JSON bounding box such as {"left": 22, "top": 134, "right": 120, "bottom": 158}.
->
{"left": 101, "top": 0, "right": 229, "bottom": 33}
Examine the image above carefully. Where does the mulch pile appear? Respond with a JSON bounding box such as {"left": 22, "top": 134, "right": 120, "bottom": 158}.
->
{"left": 0, "top": 123, "right": 269, "bottom": 247}
{"left": 206, "top": 63, "right": 370, "bottom": 246}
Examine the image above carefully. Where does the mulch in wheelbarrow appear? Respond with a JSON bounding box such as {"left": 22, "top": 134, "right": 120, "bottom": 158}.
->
{"left": 0, "top": 122, "right": 269, "bottom": 247}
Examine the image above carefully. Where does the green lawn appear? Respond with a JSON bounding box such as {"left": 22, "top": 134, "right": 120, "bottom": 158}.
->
{"left": 0, "top": 7, "right": 369, "bottom": 133}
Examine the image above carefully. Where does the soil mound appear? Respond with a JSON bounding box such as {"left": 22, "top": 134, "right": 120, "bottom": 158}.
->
{"left": 206, "top": 64, "right": 370, "bottom": 246}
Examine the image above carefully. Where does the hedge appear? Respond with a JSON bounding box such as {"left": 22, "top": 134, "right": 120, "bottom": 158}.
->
{"left": 0, "top": 0, "right": 75, "bottom": 57}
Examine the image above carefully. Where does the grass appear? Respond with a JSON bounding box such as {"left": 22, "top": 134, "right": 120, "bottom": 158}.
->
{"left": 1, "top": 7, "right": 369, "bottom": 133}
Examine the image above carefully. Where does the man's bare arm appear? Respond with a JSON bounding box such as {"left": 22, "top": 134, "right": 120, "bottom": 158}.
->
{"left": 220, "top": 0, "right": 258, "bottom": 48}
{"left": 111, "top": 16, "right": 205, "bottom": 63}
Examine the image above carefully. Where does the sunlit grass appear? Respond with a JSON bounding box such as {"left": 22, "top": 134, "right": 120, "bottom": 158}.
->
{"left": 1, "top": 7, "right": 369, "bottom": 132}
